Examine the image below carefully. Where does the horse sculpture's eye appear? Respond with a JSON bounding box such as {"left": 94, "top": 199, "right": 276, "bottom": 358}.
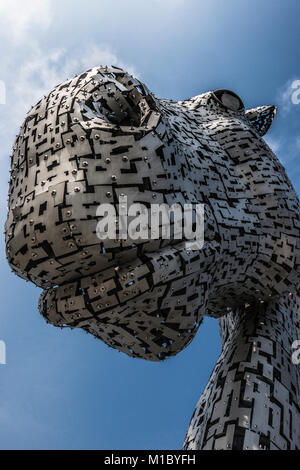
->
{"left": 212, "top": 89, "right": 244, "bottom": 111}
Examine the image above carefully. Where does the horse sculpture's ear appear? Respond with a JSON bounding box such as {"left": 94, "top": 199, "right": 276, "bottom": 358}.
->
{"left": 245, "top": 105, "right": 277, "bottom": 136}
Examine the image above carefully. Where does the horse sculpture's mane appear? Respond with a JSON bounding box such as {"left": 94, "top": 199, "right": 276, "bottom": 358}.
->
{"left": 5, "top": 66, "right": 300, "bottom": 449}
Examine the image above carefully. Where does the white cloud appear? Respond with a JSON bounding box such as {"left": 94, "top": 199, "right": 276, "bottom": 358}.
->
{"left": 0, "top": 41, "right": 137, "bottom": 213}
{"left": 264, "top": 135, "right": 300, "bottom": 169}
{"left": 0, "top": 1, "right": 137, "bottom": 224}
{"left": 0, "top": 4, "right": 136, "bottom": 216}
{"left": 0, "top": 1, "right": 137, "bottom": 129}
{"left": 0, "top": 0, "right": 52, "bottom": 43}
{"left": 9, "top": 43, "right": 137, "bottom": 129}
{"left": 264, "top": 136, "right": 281, "bottom": 153}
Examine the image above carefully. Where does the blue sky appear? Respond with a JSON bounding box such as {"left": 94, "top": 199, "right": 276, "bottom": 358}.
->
{"left": 0, "top": 0, "right": 299, "bottom": 450}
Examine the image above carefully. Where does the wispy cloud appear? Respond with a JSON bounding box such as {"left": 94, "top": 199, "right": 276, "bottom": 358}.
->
{"left": 0, "top": 0, "right": 136, "bottom": 140}
{"left": 264, "top": 136, "right": 281, "bottom": 153}
{"left": 0, "top": 0, "right": 52, "bottom": 43}
{"left": 0, "top": 2, "right": 136, "bottom": 220}
{"left": 8, "top": 43, "right": 137, "bottom": 129}
{"left": 0, "top": 42, "right": 136, "bottom": 217}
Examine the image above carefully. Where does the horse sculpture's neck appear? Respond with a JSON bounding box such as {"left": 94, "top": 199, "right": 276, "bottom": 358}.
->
{"left": 183, "top": 293, "right": 300, "bottom": 450}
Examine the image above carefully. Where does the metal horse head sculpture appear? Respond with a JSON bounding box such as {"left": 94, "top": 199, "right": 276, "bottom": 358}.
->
{"left": 5, "top": 66, "right": 300, "bottom": 450}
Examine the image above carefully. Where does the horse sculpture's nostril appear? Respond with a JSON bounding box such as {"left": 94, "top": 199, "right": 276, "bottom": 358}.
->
{"left": 82, "top": 74, "right": 157, "bottom": 127}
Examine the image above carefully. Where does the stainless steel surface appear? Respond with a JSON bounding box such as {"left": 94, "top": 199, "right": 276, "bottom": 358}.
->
{"left": 5, "top": 66, "right": 300, "bottom": 449}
